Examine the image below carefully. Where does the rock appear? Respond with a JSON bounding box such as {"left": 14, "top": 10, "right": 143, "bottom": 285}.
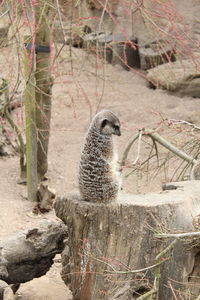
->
{"left": 0, "top": 220, "right": 68, "bottom": 285}
{"left": 33, "top": 182, "right": 56, "bottom": 214}
{"left": 54, "top": 181, "right": 200, "bottom": 300}
{"left": 139, "top": 39, "right": 176, "bottom": 70}
{"left": 53, "top": 23, "right": 92, "bottom": 47}
{"left": 0, "top": 280, "right": 15, "bottom": 300}
{"left": 147, "top": 56, "right": 200, "bottom": 97}
{"left": 111, "top": 35, "right": 140, "bottom": 70}
{"left": 83, "top": 32, "right": 140, "bottom": 68}
{"left": 83, "top": 32, "right": 113, "bottom": 63}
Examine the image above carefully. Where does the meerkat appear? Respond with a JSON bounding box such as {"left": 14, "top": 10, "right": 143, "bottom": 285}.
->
{"left": 78, "top": 110, "right": 121, "bottom": 203}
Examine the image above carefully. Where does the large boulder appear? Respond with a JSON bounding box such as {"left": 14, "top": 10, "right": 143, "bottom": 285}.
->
{"left": 0, "top": 220, "right": 67, "bottom": 285}
{"left": 147, "top": 57, "right": 200, "bottom": 97}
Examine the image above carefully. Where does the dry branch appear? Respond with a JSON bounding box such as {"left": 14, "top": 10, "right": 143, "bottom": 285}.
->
{"left": 155, "top": 239, "right": 178, "bottom": 261}
{"left": 122, "top": 129, "right": 197, "bottom": 168}
{"left": 155, "top": 231, "right": 200, "bottom": 239}
{"left": 147, "top": 130, "right": 197, "bottom": 165}
{"left": 137, "top": 288, "right": 157, "bottom": 300}
{"left": 1, "top": 78, "right": 26, "bottom": 178}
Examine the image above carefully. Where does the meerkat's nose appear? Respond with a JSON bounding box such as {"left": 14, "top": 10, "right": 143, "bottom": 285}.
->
{"left": 116, "top": 128, "right": 121, "bottom": 136}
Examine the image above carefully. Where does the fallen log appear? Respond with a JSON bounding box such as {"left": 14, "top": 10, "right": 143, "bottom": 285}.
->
{"left": 54, "top": 181, "right": 200, "bottom": 300}
{"left": 0, "top": 220, "right": 67, "bottom": 285}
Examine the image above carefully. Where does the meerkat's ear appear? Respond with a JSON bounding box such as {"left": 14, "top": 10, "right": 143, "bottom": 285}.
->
{"left": 101, "top": 119, "right": 108, "bottom": 128}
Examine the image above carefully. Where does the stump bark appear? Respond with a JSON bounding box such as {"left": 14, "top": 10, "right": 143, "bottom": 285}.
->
{"left": 54, "top": 181, "right": 200, "bottom": 300}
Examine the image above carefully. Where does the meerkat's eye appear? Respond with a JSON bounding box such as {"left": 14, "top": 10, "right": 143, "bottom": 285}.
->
{"left": 114, "top": 125, "right": 120, "bottom": 130}
{"left": 101, "top": 119, "right": 108, "bottom": 128}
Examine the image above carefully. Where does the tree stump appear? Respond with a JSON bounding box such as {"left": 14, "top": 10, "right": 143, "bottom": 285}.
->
{"left": 54, "top": 181, "right": 200, "bottom": 300}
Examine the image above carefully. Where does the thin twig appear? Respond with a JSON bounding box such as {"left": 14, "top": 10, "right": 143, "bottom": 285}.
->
{"left": 169, "top": 119, "right": 200, "bottom": 131}
{"left": 86, "top": 252, "right": 165, "bottom": 274}
{"left": 168, "top": 280, "right": 178, "bottom": 300}
{"left": 132, "top": 129, "right": 143, "bottom": 165}
{"left": 55, "top": 0, "right": 67, "bottom": 44}
{"left": 105, "top": 260, "right": 164, "bottom": 274}
{"left": 2, "top": 80, "right": 25, "bottom": 154}
{"left": 0, "top": 9, "right": 9, "bottom": 19}
{"left": 125, "top": 154, "right": 156, "bottom": 178}
{"left": 155, "top": 231, "right": 200, "bottom": 239}
{"left": 98, "top": 0, "right": 109, "bottom": 32}
{"left": 121, "top": 132, "right": 140, "bottom": 166}
{"left": 99, "top": 258, "right": 164, "bottom": 274}
{"left": 137, "top": 288, "right": 157, "bottom": 300}
{"left": 156, "top": 239, "right": 178, "bottom": 261}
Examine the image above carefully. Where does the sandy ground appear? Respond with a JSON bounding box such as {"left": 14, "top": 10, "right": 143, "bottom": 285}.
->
{"left": 0, "top": 44, "right": 199, "bottom": 299}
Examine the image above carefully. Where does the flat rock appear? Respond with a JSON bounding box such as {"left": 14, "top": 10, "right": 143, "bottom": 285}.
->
{"left": 147, "top": 56, "right": 200, "bottom": 97}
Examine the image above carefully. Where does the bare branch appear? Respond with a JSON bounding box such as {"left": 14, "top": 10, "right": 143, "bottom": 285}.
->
{"left": 168, "top": 280, "right": 178, "bottom": 300}
{"left": 94, "top": 255, "right": 165, "bottom": 274}
{"left": 137, "top": 288, "right": 157, "bottom": 300}
{"left": 156, "top": 239, "right": 178, "bottom": 261}
{"left": 169, "top": 119, "right": 200, "bottom": 131}
{"left": 132, "top": 129, "right": 143, "bottom": 165}
{"left": 146, "top": 130, "right": 197, "bottom": 165}
{"left": 121, "top": 132, "right": 140, "bottom": 166}
{"left": 106, "top": 260, "right": 166, "bottom": 274}
{"left": 155, "top": 231, "right": 200, "bottom": 239}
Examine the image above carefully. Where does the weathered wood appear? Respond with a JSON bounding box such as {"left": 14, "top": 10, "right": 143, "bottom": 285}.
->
{"left": 35, "top": 0, "right": 53, "bottom": 180}
{"left": 54, "top": 181, "right": 200, "bottom": 300}
{"left": 24, "top": 35, "right": 38, "bottom": 201}
{"left": 0, "top": 220, "right": 67, "bottom": 285}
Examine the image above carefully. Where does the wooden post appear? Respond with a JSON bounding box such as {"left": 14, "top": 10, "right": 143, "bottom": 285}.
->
{"left": 35, "top": 0, "right": 53, "bottom": 180}
{"left": 24, "top": 35, "right": 38, "bottom": 201}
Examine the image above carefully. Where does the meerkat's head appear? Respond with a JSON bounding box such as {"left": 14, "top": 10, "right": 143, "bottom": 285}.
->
{"left": 92, "top": 110, "right": 121, "bottom": 136}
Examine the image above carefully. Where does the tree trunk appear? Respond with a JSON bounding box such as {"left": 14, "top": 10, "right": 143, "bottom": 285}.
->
{"left": 24, "top": 35, "right": 38, "bottom": 201}
{"left": 35, "top": 0, "right": 53, "bottom": 180}
{"left": 54, "top": 181, "right": 200, "bottom": 300}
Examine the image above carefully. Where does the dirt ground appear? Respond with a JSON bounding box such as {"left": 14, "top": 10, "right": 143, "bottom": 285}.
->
{"left": 0, "top": 44, "right": 199, "bottom": 299}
